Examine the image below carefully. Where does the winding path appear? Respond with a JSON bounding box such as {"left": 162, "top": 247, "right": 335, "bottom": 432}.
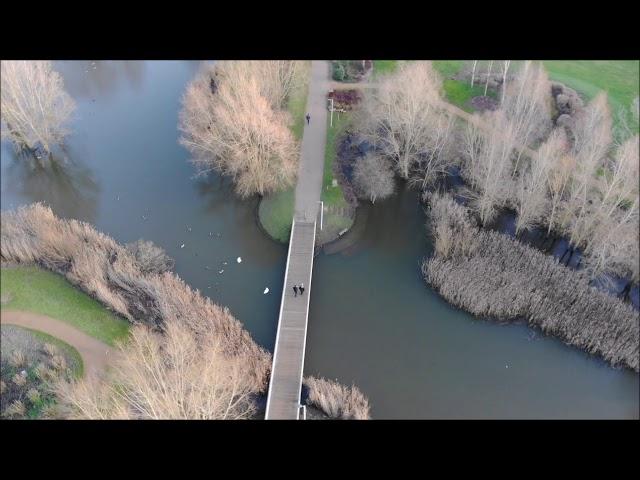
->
{"left": 1, "top": 310, "right": 114, "bottom": 377}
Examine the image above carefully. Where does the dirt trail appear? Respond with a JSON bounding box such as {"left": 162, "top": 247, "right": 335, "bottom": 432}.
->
{"left": 330, "top": 81, "right": 539, "bottom": 160}
{"left": 0, "top": 310, "right": 115, "bottom": 377}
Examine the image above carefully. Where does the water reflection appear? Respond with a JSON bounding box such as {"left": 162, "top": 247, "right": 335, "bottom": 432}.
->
{"left": 54, "top": 61, "right": 146, "bottom": 99}
{"left": 3, "top": 149, "right": 100, "bottom": 223}
{"left": 194, "top": 174, "right": 284, "bottom": 268}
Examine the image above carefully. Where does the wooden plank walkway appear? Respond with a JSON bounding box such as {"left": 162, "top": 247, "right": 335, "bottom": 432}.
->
{"left": 265, "top": 61, "right": 329, "bottom": 420}
{"left": 265, "top": 220, "right": 316, "bottom": 419}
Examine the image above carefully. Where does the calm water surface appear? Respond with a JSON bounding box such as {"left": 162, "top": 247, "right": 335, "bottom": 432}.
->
{"left": 1, "top": 61, "right": 637, "bottom": 418}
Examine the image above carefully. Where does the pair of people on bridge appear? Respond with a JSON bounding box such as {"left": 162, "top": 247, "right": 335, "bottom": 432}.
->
{"left": 293, "top": 283, "right": 305, "bottom": 297}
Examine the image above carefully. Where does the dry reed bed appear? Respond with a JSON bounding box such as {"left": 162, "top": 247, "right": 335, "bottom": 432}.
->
{"left": 304, "top": 376, "right": 370, "bottom": 419}
{"left": 423, "top": 194, "right": 639, "bottom": 372}
{"left": 1, "top": 203, "right": 271, "bottom": 391}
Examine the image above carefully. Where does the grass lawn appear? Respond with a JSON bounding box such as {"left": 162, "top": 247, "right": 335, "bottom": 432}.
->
{"left": 432, "top": 60, "right": 639, "bottom": 134}
{"left": 319, "top": 110, "right": 355, "bottom": 241}
{"left": 258, "top": 62, "right": 311, "bottom": 243}
{"left": 258, "top": 188, "right": 295, "bottom": 243}
{"left": 1, "top": 266, "right": 130, "bottom": 346}
{"left": 542, "top": 60, "right": 639, "bottom": 135}
{"left": 27, "top": 327, "right": 84, "bottom": 378}
{"left": 373, "top": 60, "right": 399, "bottom": 77}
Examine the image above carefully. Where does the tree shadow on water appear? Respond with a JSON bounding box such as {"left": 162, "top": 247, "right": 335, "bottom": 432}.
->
{"left": 4, "top": 147, "right": 101, "bottom": 223}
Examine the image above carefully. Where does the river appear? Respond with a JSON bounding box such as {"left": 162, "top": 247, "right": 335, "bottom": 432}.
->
{"left": 1, "top": 60, "right": 637, "bottom": 418}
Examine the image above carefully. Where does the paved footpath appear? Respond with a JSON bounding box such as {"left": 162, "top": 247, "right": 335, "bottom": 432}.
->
{"left": 265, "top": 61, "right": 329, "bottom": 419}
{"left": 1, "top": 310, "right": 114, "bottom": 378}
{"left": 294, "top": 61, "right": 330, "bottom": 221}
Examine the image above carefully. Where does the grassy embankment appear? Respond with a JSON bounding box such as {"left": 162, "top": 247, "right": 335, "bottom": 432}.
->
{"left": 318, "top": 110, "right": 354, "bottom": 243}
{"left": 259, "top": 61, "right": 356, "bottom": 244}
{"left": 431, "top": 60, "right": 639, "bottom": 133}
{"left": 1, "top": 266, "right": 129, "bottom": 346}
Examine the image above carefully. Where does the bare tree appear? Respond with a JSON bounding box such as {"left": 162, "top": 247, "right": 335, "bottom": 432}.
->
{"left": 560, "top": 93, "right": 613, "bottom": 249}
{"left": 545, "top": 138, "right": 573, "bottom": 236}
{"left": 514, "top": 128, "right": 567, "bottom": 234}
{"left": 461, "top": 110, "right": 517, "bottom": 226}
{"left": 220, "top": 61, "right": 304, "bottom": 110}
{"left": 470, "top": 60, "right": 478, "bottom": 87}
{"left": 178, "top": 62, "right": 299, "bottom": 198}
{"left": 484, "top": 60, "right": 493, "bottom": 96}
{"left": 56, "top": 319, "right": 259, "bottom": 419}
{"left": 502, "top": 60, "right": 552, "bottom": 172}
{"left": 357, "top": 61, "right": 453, "bottom": 180}
{"left": 500, "top": 60, "right": 511, "bottom": 105}
{"left": 410, "top": 112, "right": 456, "bottom": 191}
{"left": 353, "top": 152, "right": 395, "bottom": 204}
{"left": 1, "top": 60, "right": 75, "bottom": 156}
{"left": 582, "top": 134, "right": 639, "bottom": 281}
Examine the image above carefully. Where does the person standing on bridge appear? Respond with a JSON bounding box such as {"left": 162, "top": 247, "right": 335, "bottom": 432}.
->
{"left": 293, "top": 284, "right": 299, "bottom": 297}
{"left": 306, "top": 113, "right": 311, "bottom": 125}
{"left": 299, "top": 283, "right": 305, "bottom": 296}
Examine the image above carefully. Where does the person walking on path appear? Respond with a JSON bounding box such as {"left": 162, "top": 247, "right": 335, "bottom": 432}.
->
{"left": 299, "top": 283, "right": 305, "bottom": 296}
{"left": 293, "top": 284, "right": 299, "bottom": 297}
{"left": 306, "top": 113, "right": 311, "bottom": 125}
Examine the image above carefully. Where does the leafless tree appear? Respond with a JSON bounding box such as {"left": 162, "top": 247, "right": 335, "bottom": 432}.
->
{"left": 484, "top": 60, "right": 493, "bottom": 96}
{"left": 470, "top": 60, "right": 478, "bottom": 87}
{"left": 461, "top": 110, "right": 517, "bottom": 226}
{"left": 56, "top": 319, "right": 259, "bottom": 419}
{"left": 502, "top": 60, "right": 552, "bottom": 172}
{"left": 560, "top": 93, "right": 613, "bottom": 249}
{"left": 500, "top": 60, "right": 511, "bottom": 105}
{"left": 545, "top": 135, "right": 573, "bottom": 236}
{"left": 0, "top": 60, "right": 75, "bottom": 156}
{"left": 353, "top": 152, "right": 395, "bottom": 204}
{"left": 219, "top": 61, "right": 304, "bottom": 110}
{"left": 178, "top": 62, "right": 300, "bottom": 198}
{"left": 356, "top": 61, "right": 453, "bottom": 180}
{"left": 582, "top": 134, "right": 639, "bottom": 281}
{"left": 514, "top": 128, "right": 568, "bottom": 234}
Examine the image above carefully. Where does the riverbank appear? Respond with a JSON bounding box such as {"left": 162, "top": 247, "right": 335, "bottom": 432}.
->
{"left": 1, "top": 265, "right": 129, "bottom": 346}
{"left": 423, "top": 194, "right": 639, "bottom": 372}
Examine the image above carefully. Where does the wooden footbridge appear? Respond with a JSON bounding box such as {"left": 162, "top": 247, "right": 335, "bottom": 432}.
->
{"left": 265, "top": 220, "right": 317, "bottom": 419}
{"left": 265, "top": 60, "right": 329, "bottom": 419}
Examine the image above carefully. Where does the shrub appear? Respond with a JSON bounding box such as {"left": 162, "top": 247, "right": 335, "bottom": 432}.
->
{"left": 332, "top": 62, "right": 346, "bottom": 82}
{"left": 423, "top": 194, "right": 640, "bottom": 371}
{"left": 304, "top": 376, "right": 370, "bottom": 420}
{"left": 125, "top": 239, "right": 174, "bottom": 274}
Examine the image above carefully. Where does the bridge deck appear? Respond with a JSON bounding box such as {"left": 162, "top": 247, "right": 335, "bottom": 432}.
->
{"left": 265, "top": 220, "right": 316, "bottom": 419}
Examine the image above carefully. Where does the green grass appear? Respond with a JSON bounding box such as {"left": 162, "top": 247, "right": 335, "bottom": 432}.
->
{"left": 432, "top": 60, "right": 639, "bottom": 135}
{"left": 287, "top": 62, "right": 311, "bottom": 141}
{"left": 442, "top": 79, "right": 498, "bottom": 112}
{"left": 26, "top": 327, "right": 84, "bottom": 378}
{"left": 258, "top": 188, "right": 295, "bottom": 243}
{"left": 432, "top": 60, "right": 465, "bottom": 79}
{"left": 1, "top": 266, "right": 130, "bottom": 346}
{"left": 373, "top": 60, "right": 399, "bottom": 77}
{"left": 322, "top": 111, "right": 352, "bottom": 208}
{"left": 542, "top": 60, "right": 639, "bottom": 135}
